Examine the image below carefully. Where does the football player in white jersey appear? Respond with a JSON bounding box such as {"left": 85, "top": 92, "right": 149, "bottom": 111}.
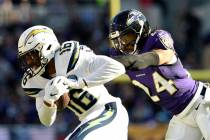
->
{"left": 18, "top": 25, "right": 129, "bottom": 140}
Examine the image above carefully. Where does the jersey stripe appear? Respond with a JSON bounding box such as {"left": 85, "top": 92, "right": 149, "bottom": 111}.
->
{"left": 68, "top": 102, "right": 117, "bottom": 140}
{"left": 23, "top": 88, "right": 42, "bottom": 96}
{"left": 67, "top": 42, "right": 80, "bottom": 73}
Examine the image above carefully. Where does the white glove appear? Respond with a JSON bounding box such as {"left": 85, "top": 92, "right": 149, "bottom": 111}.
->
{"left": 66, "top": 75, "right": 86, "bottom": 89}
{"left": 44, "top": 76, "right": 69, "bottom": 104}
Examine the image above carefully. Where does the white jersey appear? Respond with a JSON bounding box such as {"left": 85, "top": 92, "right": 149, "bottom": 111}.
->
{"left": 21, "top": 41, "right": 125, "bottom": 120}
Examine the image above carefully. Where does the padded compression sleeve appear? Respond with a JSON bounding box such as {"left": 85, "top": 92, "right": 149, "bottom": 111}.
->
{"left": 114, "top": 51, "right": 159, "bottom": 70}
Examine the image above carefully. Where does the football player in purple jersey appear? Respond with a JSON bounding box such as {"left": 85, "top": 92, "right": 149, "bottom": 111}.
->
{"left": 109, "top": 9, "right": 210, "bottom": 140}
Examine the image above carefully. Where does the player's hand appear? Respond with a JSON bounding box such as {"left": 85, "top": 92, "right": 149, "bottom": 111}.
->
{"left": 44, "top": 76, "right": 69, "bottom": 105}
{"left": 114, "top": 55, "right": 142, "bottom": 70}
{"left": 113, "top": 55, "right": 131, "bottom": 67}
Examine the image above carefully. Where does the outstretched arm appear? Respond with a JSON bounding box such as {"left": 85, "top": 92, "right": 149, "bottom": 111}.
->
{"left": 65, "top": 54, "right": 126, "bottom": 89}
{"left": 81, "top": 55, "right": 125, "bottom": 87}
{"left": 114, "top": 49, "right": 176, "bottom": 70}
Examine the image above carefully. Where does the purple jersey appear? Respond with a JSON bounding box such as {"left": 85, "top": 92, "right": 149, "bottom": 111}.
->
{"left": 110, "top": 30, "right": 198, "bottom": 115}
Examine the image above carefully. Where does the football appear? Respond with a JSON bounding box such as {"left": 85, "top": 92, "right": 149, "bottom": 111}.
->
{"left": 55, "top": 92, "right": 70, "bottom": 111}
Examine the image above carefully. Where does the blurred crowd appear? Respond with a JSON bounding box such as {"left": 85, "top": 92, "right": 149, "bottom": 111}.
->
{"left": 0, "top": 0, "right": 210, "bottom": 139}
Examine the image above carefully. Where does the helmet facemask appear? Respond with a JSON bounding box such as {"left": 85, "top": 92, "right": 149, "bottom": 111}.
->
{"left": 109, "top": 21, "right": 144, "bottom": 54}
{"left": 19, "top": 49, "right": 42, "bottom": 75}
{"left": 19, "top": 43, "right": 52, "bottom": 76}
{"left": 110, "top": 29, "right": 137, "bottom": 54}
{"left": 18, "top": 25, "right": 60, "bottom": 77}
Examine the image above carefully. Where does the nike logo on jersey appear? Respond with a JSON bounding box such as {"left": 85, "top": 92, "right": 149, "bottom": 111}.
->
{"left": 50, "top": 93, "right": 57, "bottom": 97}
{"left": 195, "top": 103, "right": 200, "bottom": 110}
{"left": 136, "top": 73, "right": 146, "bottom": 77}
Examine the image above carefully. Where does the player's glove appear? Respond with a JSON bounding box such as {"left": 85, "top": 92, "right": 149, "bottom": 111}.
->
{"left": 44, "top": 76, "right": 70, "bottom": 105}
{"left": 65, "top": 75, "right": 86, "bottom": 89}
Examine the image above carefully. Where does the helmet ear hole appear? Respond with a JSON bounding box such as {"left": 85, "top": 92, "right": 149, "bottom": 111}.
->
{"left": 47, "top": 44, "right": 52, "bottom": 50}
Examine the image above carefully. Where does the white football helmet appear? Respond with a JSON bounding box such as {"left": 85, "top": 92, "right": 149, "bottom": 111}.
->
{"left": 18, "top": 25, "right": 60, "bottom": 76}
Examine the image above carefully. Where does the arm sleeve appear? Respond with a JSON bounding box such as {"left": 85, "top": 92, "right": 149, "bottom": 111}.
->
{"left": 114, "top": 51, "right": 159, "bottom": 70}
{"left": 79, "top": 54, "right": 125, "bottom": 87}
{"left": 36, "top": 96, "right": 57, "bottom": 127}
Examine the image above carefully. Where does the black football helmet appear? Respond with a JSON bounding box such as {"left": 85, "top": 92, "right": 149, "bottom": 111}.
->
{"left": 109, "top": 9, "right": 151, "bottom": 54}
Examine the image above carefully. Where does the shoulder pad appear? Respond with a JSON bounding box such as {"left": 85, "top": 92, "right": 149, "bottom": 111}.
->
{"left": 156, "top": 30, "right": 174, "bottom": 50}
{"left": 56, "top": 40, "right": 81, "bottom": 75}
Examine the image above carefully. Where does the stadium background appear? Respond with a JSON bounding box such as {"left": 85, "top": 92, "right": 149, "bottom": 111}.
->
{"left": 0, "top": 0, "right": 210, "bottom": 140}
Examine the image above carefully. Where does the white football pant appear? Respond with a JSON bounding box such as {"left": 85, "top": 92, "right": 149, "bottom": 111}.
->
{"left": 165, "top": 82, "right": 210, "bottom": 140}
{"left": 65, "top": 99, "right": 129, "bottom": 140}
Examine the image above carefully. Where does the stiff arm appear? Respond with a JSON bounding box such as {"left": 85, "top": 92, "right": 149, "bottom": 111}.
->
{"left": 113, "top": 49, "right": 176, "bottom": 70}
